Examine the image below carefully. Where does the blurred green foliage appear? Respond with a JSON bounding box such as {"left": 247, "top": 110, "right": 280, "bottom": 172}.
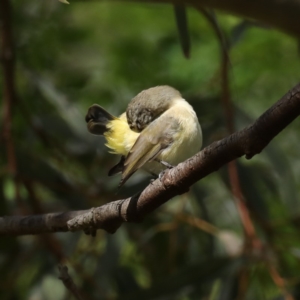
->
{"left": 1, "top": 0, "right": 300, "bottom": 299}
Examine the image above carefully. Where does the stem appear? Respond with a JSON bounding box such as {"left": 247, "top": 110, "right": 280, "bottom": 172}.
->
{"left": 0, "top": 0, "right": 17, "bottom": 177}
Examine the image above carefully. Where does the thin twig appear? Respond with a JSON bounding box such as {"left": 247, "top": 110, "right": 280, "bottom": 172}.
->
{"left": 0, "top": 0, "right": 17, "bottom": 176}
{"left": 268, "top": 264, "right": 294, "bottom": 300}
{"left": 0, "top": 0, "right": 24, "bottom": 214}
{"left": 176, "top": 213, "right": 219, "bottom": 235}
{"left": 58, "top": 265, "right": 85, "bottom": 300}
{"left": 200, "top": 8, "right": 258, "bottom": 243}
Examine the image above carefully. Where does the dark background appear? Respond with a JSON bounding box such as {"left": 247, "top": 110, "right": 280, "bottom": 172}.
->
{"left": 1, "top": 0, "right": 300, "bottom": 299}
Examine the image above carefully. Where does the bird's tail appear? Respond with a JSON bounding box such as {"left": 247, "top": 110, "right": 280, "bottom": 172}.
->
{"left": 85, "top": 104, "right": 116, "bottom": 135}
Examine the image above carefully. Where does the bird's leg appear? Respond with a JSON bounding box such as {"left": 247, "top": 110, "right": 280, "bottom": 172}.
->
{"left": 155, "top": 159, "right": 174, "bottom": 169}
{"left": 149, "top": 161, "right": 175, "bottom": 183}
{"left": 153, "top": 159, "right": 175, "bottom": 181}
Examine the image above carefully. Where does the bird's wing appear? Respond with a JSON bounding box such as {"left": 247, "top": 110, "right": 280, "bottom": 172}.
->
{"left": 120, "top": 113, "right": 180, "bottom": 186}
{"left": 108, "top": 156, "right": 125, "bottom": 176}
{"left": 86, "top": 104, "right": 116, "bottom": 135}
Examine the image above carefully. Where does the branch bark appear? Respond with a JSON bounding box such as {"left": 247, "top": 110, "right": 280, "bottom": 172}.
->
{"left": 0, "top": 83, "right": 300, "bottom": 236}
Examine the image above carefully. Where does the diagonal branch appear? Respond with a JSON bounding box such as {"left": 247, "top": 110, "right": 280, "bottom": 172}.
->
{"left": 0, "top": 83, "right": 300, "bottom": 236}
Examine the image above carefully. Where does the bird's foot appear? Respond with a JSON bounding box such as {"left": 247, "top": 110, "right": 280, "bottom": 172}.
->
{"left": 150, "top": 178, "right": 156, "bottom": 184}
{"left": 149, "top": 171, "right": 166, "bottom": 183}
{"left": 149, "top": 172, "right": 158, "bottom": 184}
{"left": 158, "top": 169, "right": 168, "bottom": 181}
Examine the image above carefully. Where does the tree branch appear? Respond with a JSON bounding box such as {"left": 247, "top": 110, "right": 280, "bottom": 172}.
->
{"left": 1, "top": 83, "right": 300, "bottom": 236}
{"left": 58, "top": 265, "right": 86, "bottom": 300}
{"left": 122, "top": 0, "right": 300, "bottom": 38}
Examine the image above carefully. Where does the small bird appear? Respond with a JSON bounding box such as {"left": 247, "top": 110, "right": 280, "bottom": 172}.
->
{"left": 85, "top": 86, "right": 202, "bottom": 186}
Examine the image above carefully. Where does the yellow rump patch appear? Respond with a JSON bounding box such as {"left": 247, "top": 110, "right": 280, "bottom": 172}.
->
{"left": 104, "top": 113, "right": 139, "bottom": 156}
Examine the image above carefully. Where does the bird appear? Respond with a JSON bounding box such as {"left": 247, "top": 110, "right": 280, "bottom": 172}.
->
{"left": 85, "top": 85, "right": 202, "bottom": 186}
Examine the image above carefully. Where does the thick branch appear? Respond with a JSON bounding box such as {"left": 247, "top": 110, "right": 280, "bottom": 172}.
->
{"left": 0, "top": 83, "right": 300, "bottom": 236}
{"left": 186, "top": 0, "right": 300, "bottom": 37}
{"left": 132, "top": 0, "right": 300, "bottom": 38}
